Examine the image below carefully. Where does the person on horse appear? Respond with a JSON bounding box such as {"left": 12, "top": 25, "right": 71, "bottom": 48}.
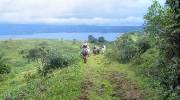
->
{"left": 81, "top": 41, "right": 90, "bottom": 63}
{"left": 81, "top": 41, "right": 90, "bottom": 51}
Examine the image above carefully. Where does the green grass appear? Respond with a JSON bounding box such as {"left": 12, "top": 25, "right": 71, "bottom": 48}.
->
{"left": 0, "top": 39, "right": 165, "bottom": 100}
{"left": 0, "top": 39, "right": 82, "bottom": 99}
{"left": 106, "top": 62, "right": 164, "bottom": 99}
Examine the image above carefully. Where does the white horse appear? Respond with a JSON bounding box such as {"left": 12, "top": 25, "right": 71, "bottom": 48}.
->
{"left": 100, "top": 45, "right": 106, "bottom": 54}
{"left": 87, "top": 47, "right": 91, "bottom": 55}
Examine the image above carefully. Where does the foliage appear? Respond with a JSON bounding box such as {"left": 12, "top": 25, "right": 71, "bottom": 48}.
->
{"left": 136, "top": 38, "right": 151, "bottom": 54}
{"left": 0, "top": 39, "right": 82, "bottom": 98}
{"left": 0, "top": 64, "right": 10, "bottom": 74}
{"left": 106, "top": 0, "right": 180, "bottom": 99}
{"left": 23, "top": 72, "right": 36, "bottom": 82}
{"left": 109, "top": 32, "right": 150, "bottom": 63}
{"left": 38, "top": 49, "right": 79, "bottom": 76}
{"left": 98, "top": 36, "right": 106, "bottom": 43}
{"left": 144, "top": 0, "right": 173, "bottom": 37}
{"left": 88, "top": 35, "right": 107, "bottom": 44}
{"left": 143, "top": 0, "right": 180, "bottom": 98}
{"left": 107, "top": 2, "right": 179, "bottom": 96}
{"left": 88, "top": 35, "right": 97, "bottom": 43}
{"left": 25, "top": 48, "right": 42, "bottom": 62}
{"left": 0, "top": 53, "right": 10, "bottom": 74}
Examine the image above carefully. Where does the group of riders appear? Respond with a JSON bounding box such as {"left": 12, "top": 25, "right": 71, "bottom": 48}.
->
{"left": 80, "top": 41, "right": 106, "bottom": 63}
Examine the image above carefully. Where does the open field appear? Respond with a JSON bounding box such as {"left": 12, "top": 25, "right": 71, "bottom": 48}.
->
{"left": 0, "top": 39, "right": 165, "bottom": 100}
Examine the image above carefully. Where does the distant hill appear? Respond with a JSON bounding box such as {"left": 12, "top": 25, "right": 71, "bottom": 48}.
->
{"left": 0, "top": 24, "right": 143, "bottom": 34}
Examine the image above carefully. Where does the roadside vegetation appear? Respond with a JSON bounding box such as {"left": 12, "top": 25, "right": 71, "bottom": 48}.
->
{"left": 107, "top": 0, "right": 180, "bottom": 99}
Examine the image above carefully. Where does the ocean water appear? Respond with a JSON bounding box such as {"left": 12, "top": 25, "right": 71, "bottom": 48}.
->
{"left": 0, "top": 33, "right": 123, "bottom": 41}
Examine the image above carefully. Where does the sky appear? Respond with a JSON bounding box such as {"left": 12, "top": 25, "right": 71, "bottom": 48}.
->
{"left": 0, "top": 0, "right": 166, "bottom": 26}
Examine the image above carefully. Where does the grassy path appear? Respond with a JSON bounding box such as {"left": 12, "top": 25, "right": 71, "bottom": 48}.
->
{"left": 79, "top": 55, "right": 146, "bottom": 100}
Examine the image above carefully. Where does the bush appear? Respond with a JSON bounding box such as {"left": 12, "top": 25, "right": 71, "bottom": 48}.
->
{"left": 38, "top": 50, "right": 78, "bottom": 76}
{"left": 108, "top": 32, "right": 152, "bottom": 63}
{"left": 116, "top": 44, "right": 138, "bottom": 63}
{"left": 109, "top": 33, "right": 140, "bottom": 63}
{"left": 25, "top": 48, "right": 42, "bottom": 62}
{"left": 0, "top": 53, "right": 10, "bottom": 74}
{"left": 136, "top": 39, "right": 151, "bottom": 54}
{"left": 46, "top": 52, "right": 77, "bottom": 68}
{"left": 0, "top": 64, "right": 10, "bottom": 74}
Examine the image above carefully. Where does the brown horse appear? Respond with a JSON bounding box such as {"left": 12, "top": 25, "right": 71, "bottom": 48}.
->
{"left": 81, "top": 48, "right": 89, "bottom": 63}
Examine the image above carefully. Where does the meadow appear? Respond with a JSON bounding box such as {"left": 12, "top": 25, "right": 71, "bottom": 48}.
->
{"left": 0, "top": 39, "right": 83, "bottom": 99}
{"left": 0, "top": 39, "right": 167, "bottom": 100}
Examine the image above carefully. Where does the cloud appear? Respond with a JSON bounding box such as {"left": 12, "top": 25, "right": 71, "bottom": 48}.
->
{"left": 0, "top": 0, "right": 166, "bottom": 26}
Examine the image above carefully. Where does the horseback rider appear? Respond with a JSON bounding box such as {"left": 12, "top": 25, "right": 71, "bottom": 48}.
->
{"left": 81, "top": 41, "right": 90, "bottom": 56}
{"left": 81, "top": 41, "right": 90, "bottom": 63}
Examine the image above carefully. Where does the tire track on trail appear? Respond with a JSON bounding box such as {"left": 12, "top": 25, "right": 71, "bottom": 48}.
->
{"left": 79, "top": 55, "right": 146, "bottom": 100}
{"left": 79, "top": 56, "right": 103, "bottom": 100}
{"left": 79, "top": 64, "right": 94, "bottom": 100}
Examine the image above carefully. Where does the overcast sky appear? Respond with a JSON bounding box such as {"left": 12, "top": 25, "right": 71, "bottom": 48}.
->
{"left": 0, "top": 0, "right": 166, "bottom": 26}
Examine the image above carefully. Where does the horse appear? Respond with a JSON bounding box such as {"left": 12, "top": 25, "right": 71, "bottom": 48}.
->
{"left": 93, "top": 47, "right": 101, "bottom": 55}
{"left": 81, "top": 48, "right": 90, "bottom": 63}
{"left": 100, "top": 45, "right": 106, "bottom": 54}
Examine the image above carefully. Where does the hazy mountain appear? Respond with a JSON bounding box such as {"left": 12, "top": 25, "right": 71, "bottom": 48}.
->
{"left": 0, "top": 24, "right": 143, "bottom": 34}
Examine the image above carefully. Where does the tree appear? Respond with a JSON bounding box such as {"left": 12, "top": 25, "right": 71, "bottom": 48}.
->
{"left": 165, "top": 0, "right": 180, "bottom": 90}
{"left": 165, "top": 0, "right": 180, "bottom": 57}
{"left": 144, "top": 0, "right": 180, "bottom": 97}
{"left": 88, "top": 35, "right": 97, "bottom": 43}
{"left": 144, "top": 0, "right": 173, "bottom": 37}
{"left": 98, "top": 36, "right": 106, "bottom": 43}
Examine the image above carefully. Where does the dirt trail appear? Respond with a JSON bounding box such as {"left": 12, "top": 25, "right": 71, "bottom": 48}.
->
{"left": 107, "top": 71, "right": 145, "bottom": 100}
{"left": 79, "top": 65, "right": 94, "bottom": 100}
{"left": 79, "top": 55, "right": 146, "bottom": 100}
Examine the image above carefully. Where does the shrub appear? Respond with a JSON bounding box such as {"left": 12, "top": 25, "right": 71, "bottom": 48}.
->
{"left": 25, "top": 48, "right": 42, "bottom": 62}
{"left": 0, "top": 64, "right": 10, "bottom": 74}
{"left": 136, "top": 39, "right": 151, "bottom": 54}
{"left": 23, "top": 47, "right": 49, "bottom": 63}
{"left": 46, "top": 52, "right": 76, "bottom": 68}
{"left": 109, "top": 33, "right": 140, "bottom": 63}
{"left": 0, "top": 53, "right": 10, "bottom": 74}
{"left": 38, "top": 50, "right": 78, "bottom": 76}
{"left": 116, "top": 44, "right": 138, "bottom": 63}
{"left": 108, "top": 32, "right": 152, "bottom": 63}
